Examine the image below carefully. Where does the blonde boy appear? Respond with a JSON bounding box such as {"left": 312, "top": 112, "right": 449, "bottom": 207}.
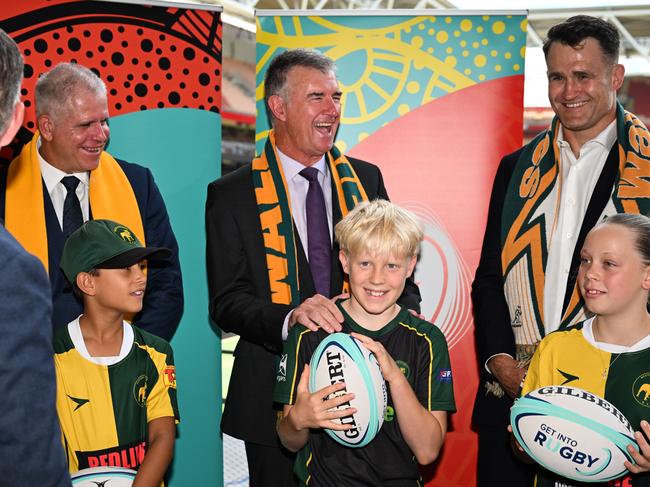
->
{"left": 274, "top": 199, "right": 455, "bottom": 486}
{"left": 56, "top": 219, "right": 178, "bottom": 487}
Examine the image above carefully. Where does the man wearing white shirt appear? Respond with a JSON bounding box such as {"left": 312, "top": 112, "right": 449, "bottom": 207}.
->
{"left": 472, "top": 15, "right": 650, "bottom": 486}
{"left": 1, "top": 62, "right": 183, "bottom": 341}
{"left": 206, "top": 48, "right": 420, "bottom": 486}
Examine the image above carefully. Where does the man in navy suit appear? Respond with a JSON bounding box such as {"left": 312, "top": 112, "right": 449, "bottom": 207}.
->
{"left": 0, "top": 28, "right": 70, "bottom": 486}
{"left": 206, "top": 49, "right": 420, "bottom": 487}
{"left": 0, "top": 62, "right": 183, "bottom": 341}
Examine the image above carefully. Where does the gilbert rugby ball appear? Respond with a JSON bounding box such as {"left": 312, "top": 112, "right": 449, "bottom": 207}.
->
{"left": 309, "top": 333, "right": 387, "bottom": 448}
{"left": 511, "top": 386, "right": 638, "bottom": 483}
{"left": 71, "top": 466, "right": 137, "bottom": 486}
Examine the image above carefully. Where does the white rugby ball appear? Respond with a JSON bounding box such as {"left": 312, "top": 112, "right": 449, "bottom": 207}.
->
{"left": 309, "top": 333, "right": 387, "bottom": 448}
{"left": 71, "top": 466, "right": 137, "bottom": 486}
{"left": 511, "top": 386, "right": 638, "bottom": 483}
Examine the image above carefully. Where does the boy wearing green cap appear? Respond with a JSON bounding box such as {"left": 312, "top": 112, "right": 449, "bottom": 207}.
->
{"left": 56, "top": 219, "right": 179, "bottom": 487}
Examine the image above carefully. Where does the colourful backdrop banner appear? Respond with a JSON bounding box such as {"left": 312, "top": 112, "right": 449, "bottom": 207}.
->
{"left": 253, "top": 11, "right": 527, "bottom": 487}
{"left": 0, "top": 1, "right": 222, "bottom": 485}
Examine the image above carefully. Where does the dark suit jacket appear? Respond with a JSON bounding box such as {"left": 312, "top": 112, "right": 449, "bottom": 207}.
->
{"left": 0, "top": 157, "right": 183, "bottom": 341}
{"left": 0, "top": 226, "right": 70, "bottom": 486}
{"left": 472, "top": 143, "right": 619, "bottom": 428}
{"left": 206, "top": 157, "right": 421, "bottom": 446}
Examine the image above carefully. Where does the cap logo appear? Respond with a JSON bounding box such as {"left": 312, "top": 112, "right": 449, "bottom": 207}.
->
{"left": 113, "top": 225, "right": 136, "bottom": 244}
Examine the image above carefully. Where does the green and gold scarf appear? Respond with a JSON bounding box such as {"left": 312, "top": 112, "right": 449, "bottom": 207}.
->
{"left": 252, "top": 130, "right": 368, "bottom": 306}
{"left": 501, "top": 102, "right": 650, "bottom": 360}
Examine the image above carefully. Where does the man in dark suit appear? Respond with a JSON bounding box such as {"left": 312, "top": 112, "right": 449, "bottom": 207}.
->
{"left": 472, "top": 15, "right": 649, "bottom": 485}
{"left": 0, "top": 28, "right": 70, "bottom": 486}
{"left": 206, "top": 49, "right": 420, "bottom": 486}
{"left": 0, "top": 62, "right": 182, "bottom": 341}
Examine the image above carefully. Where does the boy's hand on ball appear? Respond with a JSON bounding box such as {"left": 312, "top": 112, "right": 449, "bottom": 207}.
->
{"left": 625, "top": 420, "right": 650, "bottom": 474}
{"left": 351, "top": 332, "right": 401, "bottom": 383}
{"left": 289, "top": 364, "right": 356, "bottom": 431}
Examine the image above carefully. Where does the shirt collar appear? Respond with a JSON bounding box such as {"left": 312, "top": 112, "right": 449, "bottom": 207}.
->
{"left": 276, "top": 148, "right": 328, "bottom": 182}
{"left": 557, "top": 119, "right": 617, "bottom": 151}
{"left": 37, "top": 136, "right": 89, "bottom": 192}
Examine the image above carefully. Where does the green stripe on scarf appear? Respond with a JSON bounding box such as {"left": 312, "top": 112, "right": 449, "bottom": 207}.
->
{"left": 500, "top": 102, "right": 650, "bottom": 356}
{"left": 252, "top": 130, "right": 368, "bottom": 306}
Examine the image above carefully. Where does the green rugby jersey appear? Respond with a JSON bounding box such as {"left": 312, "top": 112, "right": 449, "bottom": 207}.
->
{"left": 274, "top": 303, "right": 456, "bottom": 486}
{"left": 54, "top": 322, "right": 179, "bottom": 481}
{"left": 522, "top": 318, "right": 650, "bottom": 487}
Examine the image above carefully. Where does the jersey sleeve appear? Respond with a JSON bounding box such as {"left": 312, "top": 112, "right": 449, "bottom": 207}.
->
{"left": 274, "top": 326, "right": 313, "bottom": 405}
{"left": 146, "top": 341, "right": 179, "bottom": 423}
{"left": 420, "top": 326, "right": 456, "bottom": 412}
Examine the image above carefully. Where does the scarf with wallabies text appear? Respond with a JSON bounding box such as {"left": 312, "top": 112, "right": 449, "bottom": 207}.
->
{"left": 500, "top": 102, "right": 650, "bottom": 362}
{"left": 5, "top": 132, "right": 145, "bottom": 272}
{"left": 252, "top": 130, "right": 368, "bottom": 306}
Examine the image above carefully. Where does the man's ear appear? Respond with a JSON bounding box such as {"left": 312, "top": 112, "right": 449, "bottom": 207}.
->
{"left": 0, "top": 100, "right": 24, "bottom": 147}
{"left": 37, "top": 113, "right": 55, "bottom": 141}
{"left": 611, "top": 63, "right": 625, "bottom": 91}
{"left": 406, "top": 255, "right": 417, "bottom": 278}
{"left": 76, "top": 272, "right": 96, "bottom": 296}
{"left": 339, "top": 250, "right": 350, "bottom": 274}
{"left": 267, "top": 94, "right": 287, "bottom": 123}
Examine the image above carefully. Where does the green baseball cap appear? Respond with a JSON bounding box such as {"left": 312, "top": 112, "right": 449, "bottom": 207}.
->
{"left": 60, "top": 219, "right": 171, "bottom": 284}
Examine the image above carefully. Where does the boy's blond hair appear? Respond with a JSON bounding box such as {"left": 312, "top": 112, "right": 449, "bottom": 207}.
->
{"left": 335, "top": 199, "right": 423, "bottom": 258}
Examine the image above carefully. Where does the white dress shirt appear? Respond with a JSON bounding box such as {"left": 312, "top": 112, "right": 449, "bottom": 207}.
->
{"left": 276, "top": 148, "right": 334, "bottom": 340}
{"left": 543, "top": 120, "right": 617, "bottom": 333}
{"left": 37, "top": 137, "right": 90, "bottom": 229}
{"left": 277, "top": 148, "right": 333, "bottom": 256}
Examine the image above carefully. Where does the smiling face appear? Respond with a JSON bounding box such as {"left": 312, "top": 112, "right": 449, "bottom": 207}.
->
{"left": 578, "top": 223, "right": 650, "bottom": 319}
{"left": 83, "top": 262, "right": 147, "bottom": 315}
{"left": 38, "top": 88, "right": 110, "bottom": 173}
{"left": 546, "top": 37, "right": 624, "bottom": 150}
{"left": 268, "top": 66, "right": 341, "bottom": 166}
{"left": 339, "top": 249, "right": 416, "bottom": 330}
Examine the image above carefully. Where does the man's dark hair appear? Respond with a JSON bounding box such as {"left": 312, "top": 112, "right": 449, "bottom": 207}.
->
{"left": 543, "top": 15, "right": 620, "bottom": 64}
{"left": 0, "top": 29, "right": 23, "bottom": 136}
{"left": 264, "top": 48, "right": 336, "bottom": 109}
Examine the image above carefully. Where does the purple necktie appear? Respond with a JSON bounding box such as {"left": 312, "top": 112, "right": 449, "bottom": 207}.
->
{"left": 300, "top": 167, "right": 331, "bottom": 297}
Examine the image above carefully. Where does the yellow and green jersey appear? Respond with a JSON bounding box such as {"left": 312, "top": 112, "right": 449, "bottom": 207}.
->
{"left": 522, "top": 318, "right": 650, "bottom": 487}
{"left": 53, "top": 321, "right": 179, "bottom": 477}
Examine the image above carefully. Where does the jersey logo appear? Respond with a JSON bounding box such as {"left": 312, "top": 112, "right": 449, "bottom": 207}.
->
{"left": 437, "top": 369, "right": 452, "bottom": 383}
{"left": 163, "top": 366, "right": 176, "bottom": 389}
{"left": 277, "top": 354, "right": 287, "bottom": 382}
{"left": 133, "top": 375, "right": 149, "bottom": 407}
{"left": 68, "top": 394, "right": 89, "bottom": 411}
{"left": 511, "top": 306, "right": 522, "bottom": 328}
{"left": 633, "top": 372, "right": 650, "bottom": 408}
{"left": 91, "top": 481, "right": 109, "bottom": 487}
{"left": 396, "top": 360, "right": 410, "bottom": 380}
{"left": 557, "top": 369, "right": 579, "bottom": 385}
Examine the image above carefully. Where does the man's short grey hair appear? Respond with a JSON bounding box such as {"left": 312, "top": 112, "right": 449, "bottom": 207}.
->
{"left": 264, "top": 48, "right": 336, "bottom": 107}
{"left": 35, "top": 62, "right": 107, "bottom": 119}
{"left": 0, "top": 29, "right": 24, "bottom": 137}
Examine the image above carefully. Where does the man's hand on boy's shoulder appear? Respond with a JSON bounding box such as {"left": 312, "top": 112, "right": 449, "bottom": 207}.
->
{"left": 289, "top": 293, "right": 348, "bottom": 334}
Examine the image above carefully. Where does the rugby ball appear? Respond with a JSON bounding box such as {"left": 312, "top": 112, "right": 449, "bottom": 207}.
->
{"left": 511, "top": 386, "right": 638, "bottom": 482}
{"left": 309, "top": 333, "right": 387, "bottom": 448}
{"left": 71, "top": 466, "right": 137, "bottom": 486}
